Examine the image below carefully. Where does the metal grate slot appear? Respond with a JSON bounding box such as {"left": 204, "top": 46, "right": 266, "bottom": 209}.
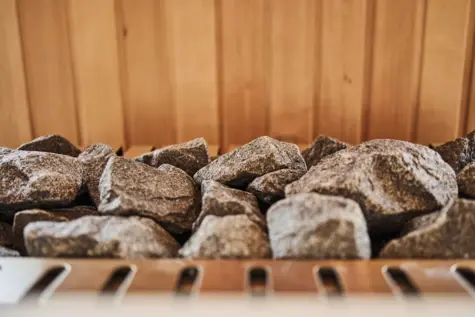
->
{"left": 317, "top": 267, "right": 343, "bottom": 296}
{"left": 100, "top": 266, "right": 133, "bottom": 297}
{"left": 248, "top": 267, "right": 268, "bottom": 297}
{"left": 175, "top": 267, "right": 199, "bottom": 296}
{"left": 386, "top": 267, "right": 419, "bottom": 296}
{"left": 454, "top": 267, "right": 475, "bottom": 293}
{"left": 21, "top": 266, "right": 66, "bottom": 302}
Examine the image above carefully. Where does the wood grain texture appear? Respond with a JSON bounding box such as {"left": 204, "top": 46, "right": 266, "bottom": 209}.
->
{"left": 17, "top": 0, "right": 79, "bottom": 145}
{"left": 163, "top": 0, "right": 219, "bottom": 144}
{"left": 416, "top": 0, "right": 474, "bottom": 144}
{"left": 0, "top": 0, "right": 32, "bottom": 148}
{"left": 367, "top": 0, "right": 425, "bottom": 140}
{"left": 269, "top": 0, "right": 317, "bottom": 144}
{"left": 67, "top": 0, "right": 125, "bottom": 148}
{"left": 218, "top": 0, "right": 270, "bottom": 148}
{"left": 319, "top": 0, "right": 372, "bottom": 144}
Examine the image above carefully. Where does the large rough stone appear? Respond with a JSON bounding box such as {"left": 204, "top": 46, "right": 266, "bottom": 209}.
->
{"left": 246, "top": 169, "right": 304, "bottom": 205}
{"left": 400, "top": 211, "right": 441, "bottom": 236}
{"left": 0, "top": 246, "right": 20, "bottom": 257}
{"left": 380, "top": 199, "right": 475, "bottom": 258}
{"left": 0, "top": 151, "right": 83, "bottom": 212}
{"left": 98, "top": 157, "right": 199, "bottom": 233}
{"left": 434, "top": 130, "right": 475, "bottom": 173}
{"left": 0, "top": 147, "right": 14, "bottom": 155}
{"left": 24, "top": 216, "right": 180, "bottom": 258}
{"left": 193, "top": 180, "right": 265, "bottom": 231}
{"left": 267, "top": 193, "right": 370, "bottom": 259}
{"left": 0, "top": 222, "right": 13, "bottom": 247}
{"left": 286, "top": 139, "right": 457, "bottom": 234}
{"left": 179, "top": 215, "right": 270, "bottom": 259}
{"left": 457, "top": 162, "right": 475, "bottom": 198}
{"left": 135, "top": 138, "right": 209, "bottom": 177}
{"left": 18, "top": 135, "right": 81, "bottom": 157}
{"left": 78, "top": 144, "right": 115, "bottom": 206}
{"left": 194, "top": 136, "right": 306, "bottom": 188}
{"left": 13, "top": 206, "right": 97, "bottom": 253}
{"left": 301, "top": 135, "right": 348, "bottom": 168}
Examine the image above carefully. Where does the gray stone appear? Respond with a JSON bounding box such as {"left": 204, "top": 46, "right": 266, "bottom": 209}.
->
{"left": 193, "top": 180, "right": 265, "bottom": 231}
{"left": 136, "top": 138, "right": 209, "bottom": 176}
{"left": 380, "top": 199, "right": 475, "bottom": 258}
{"left": 434, "top": 130, "right": 475, "bottom": 173}
{"left": 13, "top": 206, "right": 97, "bottom": 253}
{"left": 0, "top": 151, "right": 83, "bottom": 212}
{"left": 98, "top": 157, "right": 199, "bottom": 233}
{"left": 179, "top": 215, "right": 271, "bottom": 259}
{"left": 246, "top": 169, "right": 304, "bottom": 205}
{"left": 0, "top": 246, "right": 20, "bottom": 257}
{"left": 194, "top": 136, "right": 306, "bottom": 188}
{"left": 0, "top": 222, "right": 13, "bottom": 247}
{"left": 0, "top": 147, "right": 14, "bottom": 155}
{"left": 24, "top": 216, "right": 180, "bottom": 258}
{"left": 78, "top": 144, "right": 115, "bottom": 206}
{"left": 400, "top": 211, "right": 441, "bottom": 236}
{"left": 267, "top": 193, "right": 370, "bottom": 259}
{"left": 302, "top": 135, "right": 348, "bottom": 168}
{"left": 286, "top": 139, "right": 457, "bottom": 234}
{"left": 457, "top": 162, "right": 475, "bottom": 198}
{"left": 18, "top": 135, "right": 81, "bottom": 157}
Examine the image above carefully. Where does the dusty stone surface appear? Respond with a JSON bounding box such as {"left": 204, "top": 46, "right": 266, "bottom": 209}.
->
{"left": 193, "top": 180, "right": 265, "bottom": 231}
{"left": 136, "top": 138, "right": 209, "bottom": 176}
{"left": 457, "top": 162, "right": 475, "bottom": 198}
{"left": 0, "top": 246, "right": 20, "bottom": 257}
{"left": 0, "top": 147, "right": 14, "bottom": 155}
{"left": 434, "top": 130, "right": 475, "bottom": 173}
{"left": 267, "top": 193, "right": 370, "bottom": 259}
{"left": 301, "top": 135, "right": 348, "bottom": 168}
{"left": 78, "top": 144, "right": 115, "bottom": 206}
{"left": 179, "top": 215, "right": 270, "bottom": 259}
{"left": 247, "top": 169, "right": 304, "bottom": 205}
{"left": 400, "top": 211, "right": 441, "bottom": 236}
{"left": 0, "top": 151, "right": 83, "bottom": 212}
{"left": 13, "top": 206, "right": 97, "bottom": 253}
{"left": 194, "top": 136, "right": 306, "bottom": 188}
{"left": 286, "top": 139, "right": 457, "bottom": 234}
{"left": 18, "top": 135, "right": 81, "bottom": 157}
{"left": 0, "top": 222, "right": 13, "bottom": 247}
{"left": 24, "top": 216, "right": 180, "bottom": 258}
{"left": 98, "top": 157, "right": 199, "bottom": 233}
{"left": 380, "top": 199, "right": 475, "bottom": 258}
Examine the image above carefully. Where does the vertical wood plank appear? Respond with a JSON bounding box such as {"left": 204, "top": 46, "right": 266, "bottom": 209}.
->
{"left": 319, "top": 0, "right": 372, "bottom": 144}
{"left": 367, "top": 0, "right": 425, "bottom": 141}
{"left": 17, "top": 0, "right": 79, "bottom": 145}
{"left": 269, "top": 0, "right": 317, "bottom": 144}
{"left": 120, "top": 0, "right": 176, "bottom": 146}
{"left": 0, "top": 0, "right": 32, "bottom": 147}
{"left": 163, "top": 0, "right": 219, "bottom": 145}
{"left": 67, "top": 0, "right": 125, "bottom": 147}
{"left": 218, "top": 0, "right": 270, "bottom": 148}
{"left": 467, "top": 53, "right": 475, "bottom": 133}
{"left": 416, "top": 0, "right": 474, "bottom": 144}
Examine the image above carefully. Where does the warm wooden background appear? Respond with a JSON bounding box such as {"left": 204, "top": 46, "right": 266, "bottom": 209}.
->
{"left": 1, "top": 0, "right": 475, "bottom": 150}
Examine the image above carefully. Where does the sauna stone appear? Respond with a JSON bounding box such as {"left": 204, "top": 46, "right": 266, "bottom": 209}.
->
{"left": 0, "top": 222, "right": 13, "bottom": 248}
{"left": 456, "top": 162, "right": 475, "bottom": 198}
{"left": 17, "top": 134, "right": 81, "bottom": 157}
{"left": 434, "top": 130, "right": 475, "bottom": 173}
{"left": 136, "top": 138, "right": 209, "bottom": 177}
{"left": 400, "top": 211, "right": 441, "bottom": 236}
{"left": 194, "top": 136, "right": 307, "bottom": 188}
{"left": 193, "top": 180, "right": 265, "bottom": 231}
{"left": 179, "top": 215, "right": 271, "bottom": 259}
{"left": 301, "top": 135, "right": 348, "bottom": 168}
{"left": 380, "top": 199, "right": 475, "bottom": 258}
{"left": 267, "top": 193, "right": 370, "bottom": 259}
{"left": 246, "top": 169, "right": 304, "bottom": 205}
{"left": 0, "top": 151, "right": 83, "bottom": 212}
{"left": 286, "top": 139, "right": 457, "bottom": 235}
{"left": 78, "top": 144, "right": 115, "bottom": 206}
{"left": 24, "top": 216, "right": 180, "bottom": 258}
{"left": 0, "top": 147, "right": 14, "bottom": 155}
{"left": 98, "top": 157, "right": 199, "bottom": 233}
{"left": 0, "top": 246, "right": 20, "bottom": 257}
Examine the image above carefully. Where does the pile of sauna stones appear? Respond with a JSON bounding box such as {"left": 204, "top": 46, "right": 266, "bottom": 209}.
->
{"left": 1, "top": 131, "right": 475, "bottom": 259}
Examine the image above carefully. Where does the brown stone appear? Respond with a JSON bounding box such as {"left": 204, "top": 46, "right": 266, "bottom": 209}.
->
{"left": 434, "top": 130, "right": 475, "bottom": 173}
{"left": 400, "top": 211, "right": 441, "bottom": 236}
{"left": 457, "top": 162, "right": 475, "bottom": 198}
{"left": 17, "top": 135, "right": 81, "bottom": 157}
{"left": 0, "top": 222, "right": 13, "bottom": 247}
{"left": 301, "top": 135, "right": 348, "bottom": 168}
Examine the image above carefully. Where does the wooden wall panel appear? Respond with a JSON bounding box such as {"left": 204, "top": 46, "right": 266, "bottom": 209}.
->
{"left": 17, "top": 0, "right": 79, "bottom": 145}
{"left": 67, "top": 0, "right": 125, "bottom": 148}
{"left": 367, "top": 0, "right": 425, "bottom": 141}
{"left": 0, "top": 0, "right": 32, "bottom": 147}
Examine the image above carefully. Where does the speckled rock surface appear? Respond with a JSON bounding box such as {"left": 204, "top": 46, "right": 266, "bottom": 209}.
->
{"left": 267, "top": 193, "right": 370, "bottom": 259}
{"left": 0, "top": 151, "right": 83, "bottom": 212}
{"left": 400, "top": 211, "right": 441, "bottom": 236}
{"left": 301, "top": 135, "right": 348, "bottom": 168}
{"left": 98, "top": 157, "right": 199, "bottom": 233}
{"left": 286, "top": 139, "right": 457, "bottom": 234}
{"left": 457, "top": 162, "right": 475, "bottom": 198}
{"left": 179, "top": 215, "right": 270, "bottom": 259}
{"left": 434, "top": 130, "right": 475, "bottom": 173}
{"left": 17, "top": 135, "right": 81, "bottom": 157}
{"left": 0, "top": 246, "right": 20, "bottom": 257}
{"left": 78, "top": 144, "right": 115, "bottom": 206}
{"left": 0, "top": 147, "right": 14, "bottom": 155}
{"left": 193, "top": 180, "right": 265, "bottom": 231}
{"left": 13, "top": 206, "right": 97, "bottom": 253}
{"left": 0, "top": 222, "right": 13, "bottom": 247}
{"left": 194, "top": 136, "right": 306, "bottom": 188}
{"left": 24, "top": 216, "right": 180, "bottom": 258}
{"left": 246, "top": 169, "right": 304, "bottom": 205}
{"left": 136, "top": 138, "right": 209, "bottom": 176}
{"left": 380, "top": 199, "right": 475, "bottom": 258}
